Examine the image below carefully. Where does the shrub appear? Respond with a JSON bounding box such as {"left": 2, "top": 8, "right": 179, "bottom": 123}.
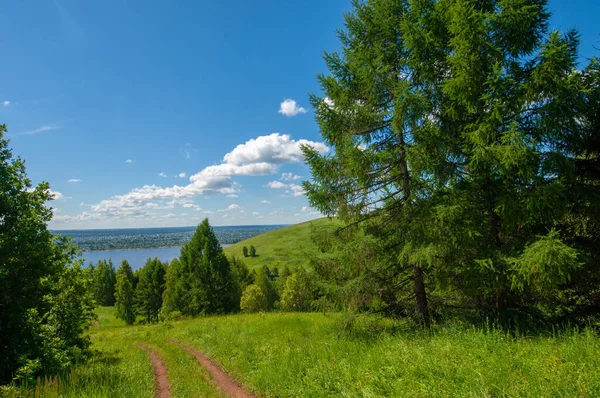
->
{"left": 240, "top": 285, "right": 268, "bottom": 313}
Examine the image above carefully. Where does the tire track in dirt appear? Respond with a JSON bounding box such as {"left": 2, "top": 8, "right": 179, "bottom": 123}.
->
{"left": 137, "top": 343, "right": 171, "bottom": 398}
{"left": 170, "top": 339, "right": 255, "bottom": 398}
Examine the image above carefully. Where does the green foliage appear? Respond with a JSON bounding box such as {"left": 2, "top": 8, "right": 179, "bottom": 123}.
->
{"left": 161, "top": 218, "right": 237, "bottom": 316}
{"left": 242, "top": 246, "right": 248, "bottom": 257}
{"left": 0, "top": 125, "right": 96, "bottom": 383}
{"left": 240, "top": 284, "right": 268, "bottom": 313}
{"left": 135, "top": 258, "right": 166, "bottom": 323}
{"left": 303, "top": 0, "right": 600, "bottom": 322}
{"left": 92, "top": 260, "right": 116, "bottom": 306}
{"left": 255, "top": 266, "right": 278, "bottom": 310}
{"left": 510, "top": 230, "right": 582, "bottom": 293}
{"left": 249, "top": 245, "right": 256, "bottom": 257}
{"left": 280, "top": 269, "right": 313, "bottom": 311}
{"left": 115, "top": 275, "right": 136, "bottom": 325}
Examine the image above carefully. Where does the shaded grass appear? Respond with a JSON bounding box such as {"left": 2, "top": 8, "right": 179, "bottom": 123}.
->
{"left": 223, "top": 218, "right": 340, "bottom": 270}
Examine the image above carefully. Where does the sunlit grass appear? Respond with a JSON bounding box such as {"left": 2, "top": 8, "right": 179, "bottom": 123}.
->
{"left": 5, "top": 307, "right": 599, "bottom": 397}
{"left": 223, "top": 217, "right": 340, "bottom": 270}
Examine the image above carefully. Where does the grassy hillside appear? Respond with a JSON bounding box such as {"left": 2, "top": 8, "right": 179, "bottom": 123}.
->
{"left": 9, "top": 308, "right": 600, "bottom": 397}
{"left": 223, "top": 217, "right": 341, "bottom": 270}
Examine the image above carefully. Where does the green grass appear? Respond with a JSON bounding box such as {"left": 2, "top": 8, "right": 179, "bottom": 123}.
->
{"left": 7, "top": 308, "right": 599, "bottom": 397}
{"left": 223, "top": 217, "right": 340, "bottom": 270}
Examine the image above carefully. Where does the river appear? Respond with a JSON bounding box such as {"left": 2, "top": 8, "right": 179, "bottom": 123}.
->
{"left": 82, "top": 244, "right": 231, "bottom": 271}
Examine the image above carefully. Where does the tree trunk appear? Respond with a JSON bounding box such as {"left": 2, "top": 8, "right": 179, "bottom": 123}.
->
{"left": 412, "top": 264, "right": 430, "bottom": 328}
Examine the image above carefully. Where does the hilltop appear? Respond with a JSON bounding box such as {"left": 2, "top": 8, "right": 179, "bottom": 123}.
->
{"left": 223, "top": 217, "right": 340, "bottom": 270}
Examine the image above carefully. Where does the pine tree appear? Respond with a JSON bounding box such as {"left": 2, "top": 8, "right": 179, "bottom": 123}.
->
{"left": 243, "top": 246, "right": 249, "bottom": 257}
{"left": 135, "top": 258, "right": 166, "bottom": 323}
{"left": 162, "top": 219, "right": 236, "bottom": 316}
{"left": 93, "top": 259, "right": 116, "bottom": 306}
{"left": 115, "top": 260, "right": 135, "bottom": 325}
{"left": 249, "top": 245, "right": 256, "bottom": 257}
{"left": 303, "top": 0, "right": 600, "bottom": 324}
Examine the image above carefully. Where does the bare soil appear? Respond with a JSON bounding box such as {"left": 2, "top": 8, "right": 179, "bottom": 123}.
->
{"left": 137, "top": 344, "right": 171, "bottom": 398}
{"left": 170, "top": 339, "right": 255, "bottom": 398}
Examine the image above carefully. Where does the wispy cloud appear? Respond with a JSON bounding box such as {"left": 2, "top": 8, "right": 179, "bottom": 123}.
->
{"left": 125, "top": 159, "right": 134, "bottom": 164}
{"left": 278, "top": 99, "right": 307, "bottom": 117}
{"left": 177, "top": 172, "right": 186, "bottom": 178}
{"left": 16, "top": 124, "right": 60, "bottom": 136}
{"left": 2, "top": 100, "right": 10, "bottom": 107}
{"left": 261, "top": 200, "right": 271, "bottom": 204}
{"left": 158, "top": 172, "right": 167, "bottom": 178}
{"left": 67, "top": 178, "right": 81, "bottom": 183}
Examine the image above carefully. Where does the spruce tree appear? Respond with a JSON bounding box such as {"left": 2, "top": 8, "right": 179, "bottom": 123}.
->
{"left": 135, "top": 258, "right": 166, "bottom": 323}
{"left": 163, "top": 218, "right": 236, "bottom": 316}
{"left": 115, "top": 260, "right": 135, "bottom": 325}
{"left": 303, "top": 0, "right": 599, "bottom": 324}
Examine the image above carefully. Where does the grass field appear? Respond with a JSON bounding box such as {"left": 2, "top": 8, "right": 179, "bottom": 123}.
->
{"left": 223, "top": 217, "right": 341, "bottom": 270}
{"left": 6, "top": 307, "right": 599, "bottom": 397}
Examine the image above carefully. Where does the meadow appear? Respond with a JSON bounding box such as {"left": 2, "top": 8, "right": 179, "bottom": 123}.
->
{"left": 5, "top": 307, "right": 599, "bottom": 397}
{"left": 223, "top": 218, "right": 340, "bottom": 270}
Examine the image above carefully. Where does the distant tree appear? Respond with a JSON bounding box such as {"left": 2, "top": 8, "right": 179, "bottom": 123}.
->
{"left": 229, "top": 256, "right": 253, "bottom": 310}
{"left": 115, "top": 275, "right": 136, "bottom": 325}
{"left": 255, "top": 266, "right": 278, "bottom": 310}
{"left": 93, "top": 259, "right": 116, "bottom": 306}
{"left": 0, "top": 124, "right": 95, "bottom": 382}
{"left": 249, "top": 245, "right": 256, "bottom": 257}
{"left": 240, "top": 284, "right": 268, "bottom": 313}
{"left": 280, "top": 268, "right": 313, "bottom": 311}
{"left": 135, "top": 258, "right": 166, "bottom": 323}
{"left": 270, "top": 267, "right": 279, "bottom": 280}
{"left": 116, "top": 260, "right": 133, "bottom": 281}
{"left": 276, "top": 265, "right": 292, "bottom": 295}
{"left": 243, "top": 246, "right": 249, "bottom": 257}
{"left": 162, "top": 218, "right": 236, "bottom": 316}
{"left": 115, "top": 260, "right": 136, "bottom": 325}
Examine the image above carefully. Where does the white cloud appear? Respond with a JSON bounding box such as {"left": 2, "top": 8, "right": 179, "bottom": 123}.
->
{"left": 252, "top": 212, "right": 260, "bottom": 215}
{"left": 16, "top": 124, "right": 60, "bottom": 136}
{"left": 203, "top": 210, "right": 214, "bottom": 214}
{"left": 267, "top": 181, "right": 287, "bottom": 189}
{"left": 227, "top": 204, "right": 241, "bottom": 210}
{"left": 57, "top": 133, "right": 327, "bottom": 225}
{"left": 261, "top": 200, "right": 271, "bottom": 204}
{"left": 67, "top": 178, "right": 81, "bottom": 183}
{"left": 49, "top": 190, "right": 64, "bottom": 200}
{"left": 158, "top": 172, "right": 167, "bottom": 178}
{"left": 302, "top": 206, "right": 310, "bottom": 212}
{"left": 323, "top": 97, "right": 335, "bottom": 109}
{"left": 182, "top": 203, "right": 201, "bottom": 210}
{"left": 2, "top": 101, "right": 10, "bottom": 107}
{"left": 177, "top": 172, "right": 186, "bottom": 178}
{"left": 278, "top": 99, "right": 307, "bottom": 117}
{"left": 293, "top": 213, "right": 301, "bottom": 217}
{"left": 285, "top": 184, "right": 305, "bottom": 197}
{"left": 227, "top": 194, "right": 238, "bottom": 198}
{"left": 281, "top": 172, "right": 301, "bottom": 181}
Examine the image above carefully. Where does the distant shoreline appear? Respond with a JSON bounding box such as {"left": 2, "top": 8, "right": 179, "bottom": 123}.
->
{"left": 81, "top": 243, "right": 232, "bottom": 253}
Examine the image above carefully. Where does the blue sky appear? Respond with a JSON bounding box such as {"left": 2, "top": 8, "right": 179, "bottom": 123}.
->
{"left": 1, "top": 0, "right": 598, "bottom": 229}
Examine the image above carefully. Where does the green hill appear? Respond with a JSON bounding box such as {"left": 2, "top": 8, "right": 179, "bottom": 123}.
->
{"left": 223, "top": 217, "right": 340, "bottom": 270}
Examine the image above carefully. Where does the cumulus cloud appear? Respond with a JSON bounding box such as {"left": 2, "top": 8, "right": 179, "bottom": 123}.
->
{"left": 281, "top": 172, "right": 301, "bottom": 181}
{"left": 177, "top": 172, "right": 186, "bottom": 178}
{"left": 267, "top": 181, "right": 287, "bottom": 189}
{"left": 278, "top": 99, "right": 307, "bottom": 117}
{"left": 158, "top": 172, "right": 167, "bottom": 178}
{"left": 67, "top": 178, "right": 81, "bottom": 183}
{"left": 227, "top": 204, "right": 241, "bottom": 210}
{"left": 286, "top": 184, "right": 305, "bottom": 197}
{"left": 49, "top": 190, "right": 64, "bottom": 200}
{"left": 56, "top": 133, "right": 327, "bottom": 224}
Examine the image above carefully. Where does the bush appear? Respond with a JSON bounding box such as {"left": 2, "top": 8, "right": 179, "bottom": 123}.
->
{"left": 240, "top": 285, "right": 268, "bottom": 313}
{"left": 280, "top": 270, "right": 313, "bottom": 311}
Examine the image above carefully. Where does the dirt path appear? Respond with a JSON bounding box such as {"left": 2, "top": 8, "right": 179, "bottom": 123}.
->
{"left": 137, "top": 344, "right": 171, "bottom": 398}
{"left": 170, "top": 339, "right": 255, "bottom": 398}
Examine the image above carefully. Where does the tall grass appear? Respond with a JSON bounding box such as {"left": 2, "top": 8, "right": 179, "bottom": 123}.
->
{"left": 3, "top": 308, "right": 599, "bottom": 397}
